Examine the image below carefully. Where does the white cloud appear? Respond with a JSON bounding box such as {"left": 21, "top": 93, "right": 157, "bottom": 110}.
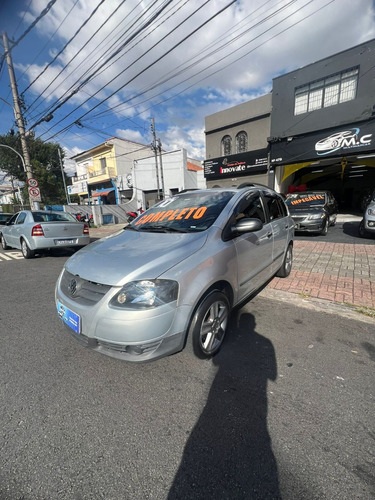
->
{"left": 3, "top": 0, "right": 375, "bottom": 158}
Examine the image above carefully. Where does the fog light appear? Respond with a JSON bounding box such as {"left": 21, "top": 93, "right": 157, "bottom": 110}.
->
{"left": 127, "top": 345, "right": 144, "bottom": 355}
{"left": 368, "top": 221, "right": 375, "bottom": 227}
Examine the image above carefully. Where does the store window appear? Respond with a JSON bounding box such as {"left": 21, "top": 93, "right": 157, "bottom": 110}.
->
{"left": 294, "top": 67, "right": 359, "bottom": 115}
{"left": 221, "top": 135, "right": 232, "bottom": 156}
{"left": 236, "top": 131, "right": 248, "bottom": 153}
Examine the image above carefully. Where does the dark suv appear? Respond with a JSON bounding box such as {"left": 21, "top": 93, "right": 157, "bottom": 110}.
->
{"left": 285, "top": 191, "right": 338, "bottom": 235}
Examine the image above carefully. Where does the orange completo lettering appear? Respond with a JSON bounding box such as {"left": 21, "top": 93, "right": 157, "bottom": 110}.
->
{"left": 150, "top": 212, "right": 164, "bottom": 222}
{"left": 176, "top": 208, "right": 188, "bottom": 220}
{"left": 184, "top": 207, "right": 198, "bottom": 219}
{"left": 168, "top": 209, "right": 180, "bottom": 221}
{"left": 135, "top": 215, "right": 148, "bottom": 225}
{"left": 192, "top": 206, "right": 207, "bottom": 219}
{"left": 160, "top": 210, "right": 174, "bottom": 221}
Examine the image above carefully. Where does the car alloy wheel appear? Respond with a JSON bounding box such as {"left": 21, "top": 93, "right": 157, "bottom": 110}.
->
{"left": 189, "top": 291, "right": 230, "bottom": 359}
{"left": 276, "top": 244, "right": 293, "bottom": 278}
{"left": 1, "top": 234, "right": 10, "bottom": 250}
{"left": 21, "top": 239, "right": 35, "bottom": 259}
{"left": 321, "top": 219, "right": 329, "bottom": 236}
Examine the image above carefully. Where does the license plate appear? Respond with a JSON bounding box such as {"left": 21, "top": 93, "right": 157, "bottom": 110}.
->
{"left": 55, "top": 239, "right": 75, "bottom": 245}
{"left": 57, "top": 301, "right": 81, "bottom": 334}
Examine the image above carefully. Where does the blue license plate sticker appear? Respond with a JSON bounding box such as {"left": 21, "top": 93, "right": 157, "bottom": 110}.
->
{"left": 57, "top": 301, "right": 80, "bottom": 334}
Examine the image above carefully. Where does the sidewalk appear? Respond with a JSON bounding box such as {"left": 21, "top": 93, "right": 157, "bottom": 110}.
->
{"left": 89, "top": 218, "right": 375, "bottom": 312}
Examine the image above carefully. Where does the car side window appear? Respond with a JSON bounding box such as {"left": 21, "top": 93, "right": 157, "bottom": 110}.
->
{"left": 264, "top": 195, "right": 284, "bottom": 221}
{"left": 7, "top": 214, "right": 18, "bottom": 225}
{"left": 234, "top": 194, "right": 266, "bottom": 224}
{"left": 16, "top": 212, "right": 26, "bottom": 225}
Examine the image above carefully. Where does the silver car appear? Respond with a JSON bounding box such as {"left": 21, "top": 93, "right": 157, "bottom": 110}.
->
{"left": 55, "top": 186, "right": 294, "bottom": 362}
{"left": 359, "top": 192, "right": 375, "bottom": 237}
{"left": 1, "top": 210, "right": 90, "bottom": 258}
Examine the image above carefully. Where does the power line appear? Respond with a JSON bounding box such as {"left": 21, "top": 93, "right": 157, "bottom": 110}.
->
{"left": 42, "top": 0, "right": 237, "bottom": 141}
{"left": 28, "top": 0, "right": 174, "bottom": 131}
{"left": 22, "top": 0, "right": 108, "bottom": 95}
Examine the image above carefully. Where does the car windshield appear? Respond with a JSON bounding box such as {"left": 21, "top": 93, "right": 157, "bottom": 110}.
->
{"left": 129, "top": 190, "right": 235, "bottom": 232}
{"left": 32, "top": 212, "right": 77, "bottom": 222}
{"left": 285, "top": 193, "right": 326, "bottom": 207}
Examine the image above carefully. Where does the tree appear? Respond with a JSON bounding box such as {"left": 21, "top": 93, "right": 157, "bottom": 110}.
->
{"left": 0, "top": 132, "right": 69, "bottom": 205}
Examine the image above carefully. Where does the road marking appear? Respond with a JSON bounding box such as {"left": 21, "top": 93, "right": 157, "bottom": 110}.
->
{"left": 0, "top": 252, "right": 23, "bottom": 261}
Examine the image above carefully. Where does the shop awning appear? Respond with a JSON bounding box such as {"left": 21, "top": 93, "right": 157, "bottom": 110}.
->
{"left": 91, "top": 188, "right": 114, "bottom": 198}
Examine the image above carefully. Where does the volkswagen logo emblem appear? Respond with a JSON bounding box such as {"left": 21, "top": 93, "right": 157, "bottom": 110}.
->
{"left": 68, "top": 278, "right": 78, "bottom": 296}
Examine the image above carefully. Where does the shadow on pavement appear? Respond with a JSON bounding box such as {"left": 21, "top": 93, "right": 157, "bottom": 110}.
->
{"left": 168, "top": 311, "right": 281, "bottom": 500}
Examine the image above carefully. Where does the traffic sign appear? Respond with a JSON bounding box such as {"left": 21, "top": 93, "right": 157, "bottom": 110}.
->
{"left": 27, "top": 177, "right": 39, "bottom": 188}
{"left": 28, "top": 186, "right": 41, "bottom": 201}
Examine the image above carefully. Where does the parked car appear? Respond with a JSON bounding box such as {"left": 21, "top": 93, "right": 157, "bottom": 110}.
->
{"left": 358, "top": 191, "right": 375, "bottom": 238}
{"left": 1, "top": 210, "right": 90, "bottom": 258}
{"left": 55, "top": 185, "right": 294, "bottom": 363}
{"left": 285, "top": 191, "right": 338, "bottom": 235}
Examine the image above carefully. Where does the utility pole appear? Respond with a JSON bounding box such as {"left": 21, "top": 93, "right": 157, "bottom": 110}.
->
{"left": 157, "top": 138, "right": 165, "bottom": 199}
{"left": 2, "top": 31, "right": 39, "bottom": 209}
{"left": 58, "top": 148, "right": 70, "bottom": 205}
{"left": 151, "top": 117, "right": 161, "bottom": 200}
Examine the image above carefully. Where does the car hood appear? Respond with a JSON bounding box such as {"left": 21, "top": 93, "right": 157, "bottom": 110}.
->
{"left": 64, "top": 229, "right": 208, "bottom": 286}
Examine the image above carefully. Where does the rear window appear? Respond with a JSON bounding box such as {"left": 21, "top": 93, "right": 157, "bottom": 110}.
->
{"left": 285, "top": 193, "right": 326, "bottom": 207}
{"left": 32, "top": 212, "right": 77, "bottom": 223}
{"left": 0, "top": 213, "right": 12, "bottom": 223}
{"left": 131, "top": 191, "right": 234, "bottom": 232}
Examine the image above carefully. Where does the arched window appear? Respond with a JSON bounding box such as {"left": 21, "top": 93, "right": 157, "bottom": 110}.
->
{"left": 221, "top": 135, "right": 232, "bottom": 156}
{"left": 236, "top": 131, "right": 248, "bottom": 153}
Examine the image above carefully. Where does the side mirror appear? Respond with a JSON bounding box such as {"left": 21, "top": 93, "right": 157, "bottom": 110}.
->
{"left": 234, "top": 218, "right": 263, "bottom": 234}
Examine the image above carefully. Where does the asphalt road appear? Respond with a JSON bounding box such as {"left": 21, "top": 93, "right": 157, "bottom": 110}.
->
{"left": 295, "top": 216, "right": 375, "bottom": 244}
{"left": 0, "top": 253, "right": 374, "bottom": 499}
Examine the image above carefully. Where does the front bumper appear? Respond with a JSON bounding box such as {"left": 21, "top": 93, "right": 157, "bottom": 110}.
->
{"left": 363, "top": 218, "right": 375, "bottom": 233}
{"left": 55, "top": 272, "right": 190, "bottom": 362}
{"left": 292, "top": 218, "right": 326, "bottom": 233}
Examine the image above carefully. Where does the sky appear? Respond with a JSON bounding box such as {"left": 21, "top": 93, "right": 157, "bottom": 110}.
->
{"left": 0, "top": 0, "right": 374, "bottom": 176}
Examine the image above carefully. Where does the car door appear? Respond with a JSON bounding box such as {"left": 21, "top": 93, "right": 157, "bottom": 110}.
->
{"left": 11, "top": 211, "right": 28, "bottom": 249}
{"left": 3, "top": 213, "right": 20, "bottom": 247}
{"left": 262, "top": 193, "right": 290, "bottom": 274}
{"left": 231, "top": 192, "right": 274, "bottom": 302}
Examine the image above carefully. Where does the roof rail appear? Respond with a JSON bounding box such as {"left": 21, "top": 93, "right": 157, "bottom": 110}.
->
{"left": 237, "top": 182, "right": 269, "bottom": 189}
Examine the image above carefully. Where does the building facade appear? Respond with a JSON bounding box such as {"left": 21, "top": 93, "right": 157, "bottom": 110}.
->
{"left": 204, "top": 94, "right": 271, "bottom": 188}
{"left": 204, "top": 38, "right": 375, "bottom": 210}
{"left": 133, "top": 149, "right": 205, "bottom": 209}
{"left": 270, "top": 38, "right": 375, "bottom": 210}
{"left": 68, "top": 137, "right": 154, "bottom": 205}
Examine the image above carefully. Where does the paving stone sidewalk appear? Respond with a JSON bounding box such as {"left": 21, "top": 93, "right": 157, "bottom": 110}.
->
{"left": 90, "top": 224, "right": 375, "bottom": 310}
{"left": 268, "top": 241, "right": 375, "bottom": 309}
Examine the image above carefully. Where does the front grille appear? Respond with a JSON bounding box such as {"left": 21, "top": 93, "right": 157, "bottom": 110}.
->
{"left": 61, "top": 269, "right": 112, "bottom": 306}
{"left": 292, "top": 216, "right": 306, "bottom": 223}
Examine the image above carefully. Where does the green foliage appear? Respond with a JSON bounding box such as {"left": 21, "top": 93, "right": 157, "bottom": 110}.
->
{"left": 0, "top": 132, "right": 69, "bottom": 205}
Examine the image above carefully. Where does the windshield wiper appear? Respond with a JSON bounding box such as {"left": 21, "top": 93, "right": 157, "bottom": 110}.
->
{"left": 137, "top": 225, "right": 189, "bottom": 233}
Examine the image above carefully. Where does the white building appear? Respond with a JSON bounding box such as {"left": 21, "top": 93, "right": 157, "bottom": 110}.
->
{"left": 132, "top": 149, "right": 205, "bottom": 209}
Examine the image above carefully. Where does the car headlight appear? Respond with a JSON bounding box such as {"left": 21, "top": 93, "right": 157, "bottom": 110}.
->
{"left": 308, "top": 213, "right": 325, "bottom": 220}
{"left": 109, "top": 280, "right": 178, "bottom": 309}
{"left": 367, "top": 208, "right": 375, "bottom": 216}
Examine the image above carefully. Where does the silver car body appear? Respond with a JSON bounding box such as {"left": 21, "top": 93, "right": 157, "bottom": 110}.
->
{"left": 1, "top": 210, "right": 90, "bottom": 256}
{"left": 55, "top": 186, "right": 294, "bottom": 362}
{"left": 359, "top": 194, "right": 375, "bottom": 236}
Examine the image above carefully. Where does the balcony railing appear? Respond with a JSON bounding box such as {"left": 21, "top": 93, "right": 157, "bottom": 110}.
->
{"left": 88, "top": 167, "right": 116, "bottom": 179}
{"left": 71, "top": 173, "right": 88, "bottom": 182}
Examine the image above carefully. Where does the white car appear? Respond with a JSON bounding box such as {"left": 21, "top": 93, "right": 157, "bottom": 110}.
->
{"left": 1, "top": 210, "right": 90, "bottom": 258}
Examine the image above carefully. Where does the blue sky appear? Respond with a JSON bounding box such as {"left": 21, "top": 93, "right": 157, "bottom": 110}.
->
{"left": 1, "top": 0, "right": 375, "bottom": 175}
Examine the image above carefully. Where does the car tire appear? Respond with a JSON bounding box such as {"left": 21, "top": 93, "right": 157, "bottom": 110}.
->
{"left": 276, "top": 244, "right": 293, "bottom": 278}
{"left": 330, "top": 214, "right": 337, "bottom": 226}
{"left": 358, "top": 220, "right": 367, "bottom": 238}
{"left": 188, "top": 291, "right": 230, "bottom": 359}
{"left": 21, "top": 238, "right": 35, "bottom": 259}
{"left": 1, "top": 234, "right": 10, "bottom": 250}
{"left": 320, "top": 219, "right": 329, "bottom": 236}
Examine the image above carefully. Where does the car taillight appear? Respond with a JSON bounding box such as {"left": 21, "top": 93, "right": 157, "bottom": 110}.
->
{"left": 83, "top": 223, "right": 89, "bottom": 234}
{"left": 31, "top": 224, "right": 44, "bottom": 236}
